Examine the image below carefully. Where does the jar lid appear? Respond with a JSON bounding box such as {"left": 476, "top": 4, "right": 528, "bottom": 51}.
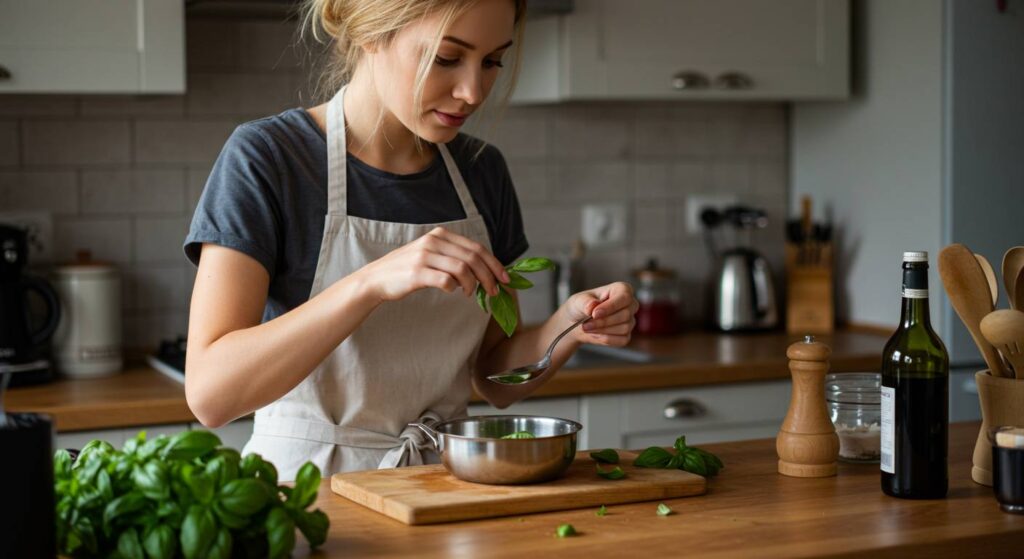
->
{"left": 633, "top": 258, "right": 676, "bottom": 281}
{"left": 54, "top": 249, "right": 116, "bottom": 276}
{"left": 825, "top": 372, "right": 881, "bottom": 405}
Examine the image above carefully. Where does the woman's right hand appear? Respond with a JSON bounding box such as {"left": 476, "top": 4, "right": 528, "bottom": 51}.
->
{"left": 357, "top": 226, "right": 510, "bottom": 303}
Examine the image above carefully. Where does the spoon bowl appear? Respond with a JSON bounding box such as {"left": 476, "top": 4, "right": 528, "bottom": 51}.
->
{"left": 1003, "top": 247, "right": 1024, "bottom": 311}
{"left": 980, "top": 309, "right": 1024, "bottom": 380}
{"left": 486, "top": 317, "right": 590, "bottom": 385}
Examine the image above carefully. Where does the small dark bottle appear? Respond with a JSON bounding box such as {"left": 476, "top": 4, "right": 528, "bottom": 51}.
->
{"left": 880, "top": 251, "right": 949, "bottom": 499}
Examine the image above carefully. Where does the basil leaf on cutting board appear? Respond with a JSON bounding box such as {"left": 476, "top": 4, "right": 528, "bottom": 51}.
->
{"left": 589, "top": 449, "right": 620, "bottom": 464}
{"left": 595, "top": 465, "right": 627, "bottom": 480}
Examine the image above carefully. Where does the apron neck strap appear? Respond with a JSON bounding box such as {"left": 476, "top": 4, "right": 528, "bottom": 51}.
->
{"left": 326, "top": 85, "right": 482, "bottom": 219}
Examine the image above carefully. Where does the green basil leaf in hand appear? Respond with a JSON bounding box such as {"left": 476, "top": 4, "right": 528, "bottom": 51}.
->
{"left": 656, "top": 503, "right": 673, "bottom": 516}
{"left": 596, "top": 465, "right": 627, "bottom": 480}
{"left": 511, "top": 257, "right": 555, "bottom": 273}
{"left": 489, "top": 286, "right": 518, "bottom": 337}
{"left": 503, "top": 270, "right": 533, "bottom": 289}
{"left": 475, "top": 284, "right": 488, "bottom": 313}
{"left": 589, "top": 449, "right": 619, "bottom": 464}
{"left": 265, "top": 507, "right": 296, "bottom": 559}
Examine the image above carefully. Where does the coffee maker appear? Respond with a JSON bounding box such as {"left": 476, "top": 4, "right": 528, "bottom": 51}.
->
{"left": 0, "top": 224, "right": 60, "bottom": 385}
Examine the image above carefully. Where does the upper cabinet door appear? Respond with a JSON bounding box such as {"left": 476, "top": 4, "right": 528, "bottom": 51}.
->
{"left": 0, "top": 0, "right": 185, "bottom": 94}
{"left": 511, "top": 0, "right": 849, "bottom": 103}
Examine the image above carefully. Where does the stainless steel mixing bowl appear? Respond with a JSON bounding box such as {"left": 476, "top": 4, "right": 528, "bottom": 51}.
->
{"left": 409, "top": 415, "right": 582, "bottom": 485}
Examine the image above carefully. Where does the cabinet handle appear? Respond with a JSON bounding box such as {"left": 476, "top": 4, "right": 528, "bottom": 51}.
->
{"left": 714, "top": 72, "right": 754, "bottom": 90}
{"left": 0, "top": 65, "right": 11, "bottom": 80}
{"left": 670, "top": 71, "right": 710, "bottom": 91}
{"left": 663, "top": 399, "right": 707, "bottom": 419}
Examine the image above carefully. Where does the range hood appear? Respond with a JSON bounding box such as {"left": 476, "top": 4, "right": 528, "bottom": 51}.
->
{"left": 186, "top": 0, "right": 573, "bottom": 20}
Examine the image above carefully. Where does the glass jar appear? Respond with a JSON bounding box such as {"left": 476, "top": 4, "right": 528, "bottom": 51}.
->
{"left": 632, "top": 259, "right": 680, "bottom": 336}
{"left": 826, "top": 372, "right": 881, "bottom": 463}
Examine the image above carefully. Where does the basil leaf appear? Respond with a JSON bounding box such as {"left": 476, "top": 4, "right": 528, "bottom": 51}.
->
{"left": 185, "top": 470, "right": 216, "bottom": 504}
{"left": 511, "top": 257, "right": 555, "bottom": 273}
{"left": 694, "top": 448, "right": 724, "bottom": 472}
{"left": 213, "top": 502, "right": 249, "bottom": 530}
{"left": 143, "top": 523, "right": 177, "bottom": 559}
{"left": 489, "top": 286, "right": 518, "bottom": 337}
{"left": 674, "top": 435, "right": 688, "bottom": 454}
{"left": 589, "top": 449, "right": 619, "bottom": 464}
{"left": 475, "top": 284, "right": 488, "bottom": 313}
{"left": 266, "top": 507, "right": 296, "bottom": 559}
{"left": 205, "top": 454, "right": 238, "bottom": 487}
{"left": 54, "top": 449, "right": 73, "bottom": 479}
{"left": 596, "top": 465, "right": 626, "bottom": 480}
{"left": 180, "top": 505, "right": 217, "bottom": 559}
{"left": 681, "top": 451, "right": 708, "bottom": 477}
{"left": 293, "top": 509, "right": 330, "bottom": 549}
{"left": 117, "top": 527, "right": 145, "bottom": 559}
{"left": 503, "top": 270, "right": 533, "bottom": 289}
{"left": 137, "top": 434, "right": 170, "bottom": 460}
{"left": 555, "top": 523, "right": 577, "bottom": 538}
{"left": 219, "top": 478, "right": 269, "bottom": 517}
{"left": 500, "top": 431, "right": 535, "bottom": 439}
{"left": 633, "top": 447, "right": 673, "bottom": 468}
{"left": 161, "top": 430, "right": 221, "bottom": 461}
{"left": 666, "top": 453, "right": 685, "bottom": 470}
{"left": 290, "top": 462, "right": 321, "bottom": 509}
{"left": 103, "top": 491, "right": 147, "bottom": 533}
{"left": 207, "top": 526, "right": 233, "bottom": 559}
{"left": 596, "top": 505, "right": 607, "bottom": 517}
{"left": 123, "top": 431, "right": 146, "bottom": 456}
{"left": 133, "top": 461, "right": 170, "bottom": 500}
{"left": 656, "top": 503, "right": 673, "bottom": 516}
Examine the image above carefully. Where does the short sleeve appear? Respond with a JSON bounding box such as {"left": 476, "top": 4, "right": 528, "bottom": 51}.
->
{"left": 184, "top": 124, "right": 281, "bottom": 277}
{"left": 482, "top": 146, "right": 529, "bottom": 266}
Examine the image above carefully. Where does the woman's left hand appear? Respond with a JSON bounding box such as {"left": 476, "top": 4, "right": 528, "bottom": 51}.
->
{"left": 563, "top": 282, "right": 639, "bottom": 347}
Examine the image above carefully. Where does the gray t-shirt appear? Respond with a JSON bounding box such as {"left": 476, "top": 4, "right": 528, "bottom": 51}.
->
{"left": 184, "top": 108, "right": 528, "bottom": 322}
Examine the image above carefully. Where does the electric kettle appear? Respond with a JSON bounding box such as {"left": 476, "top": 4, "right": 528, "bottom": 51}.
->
{"left": 0, "top": 224, "right": 61, "bottom": 380}
{"left": 702, "top": 206, "right": 779, "bottom": 331}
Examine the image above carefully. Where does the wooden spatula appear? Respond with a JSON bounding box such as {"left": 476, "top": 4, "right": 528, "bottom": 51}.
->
{"left": 980, "top": 310, "right": 1024, "bottom": 380}
{"left": 974, "top": 253, "right": 999, "bottom": 307}
{"left": 938, "top": 244, "right": 1008, "bottom": 377}
{"left": 1002, "top": 247, "right": 1024, "bottom": 311}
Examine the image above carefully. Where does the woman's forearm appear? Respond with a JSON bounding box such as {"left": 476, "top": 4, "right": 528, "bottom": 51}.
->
{"left": 185, "top": 270, "right": 380, "bottom": 427}
{"left": 473, "top": 305, "right": 582, "bottom": 409}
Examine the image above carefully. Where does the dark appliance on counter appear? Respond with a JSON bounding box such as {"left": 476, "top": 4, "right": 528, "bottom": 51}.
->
{"left": 701, "top": 206, "right": 779, "bottom": 332}
{"left": 1, "top": 224, "right": 61, "bottom": 386}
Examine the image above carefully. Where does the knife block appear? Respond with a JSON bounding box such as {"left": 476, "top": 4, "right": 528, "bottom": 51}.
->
{"left": 785, "top": 243, "right": 834, "bottom": 335}
{"left": 777, "top": 336, "right": 839, "bottom": 478}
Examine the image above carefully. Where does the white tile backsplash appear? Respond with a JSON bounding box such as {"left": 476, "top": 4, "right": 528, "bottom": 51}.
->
{"left": 0, "top": 17, "right": 789, "bottom": 349}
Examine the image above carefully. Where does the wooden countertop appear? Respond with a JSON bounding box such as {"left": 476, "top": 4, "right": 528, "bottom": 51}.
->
{"left": 293, "top": 422, "right": 1023, "bottom": 558}
{"left": 5, "top": 328, "right": 889, "bottom": 433}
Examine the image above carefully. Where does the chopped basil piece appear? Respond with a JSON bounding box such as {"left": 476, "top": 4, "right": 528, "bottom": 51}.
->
{"left": 656, "top": 503, "right": 673, "bottom": 516}
{"left": 555, "top": 523, "right": 578, "bottom": 538}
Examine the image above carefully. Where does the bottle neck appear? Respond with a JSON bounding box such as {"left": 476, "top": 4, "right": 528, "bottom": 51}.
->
{"left": 900, "top": 264, "right": 931, "bottom": 329}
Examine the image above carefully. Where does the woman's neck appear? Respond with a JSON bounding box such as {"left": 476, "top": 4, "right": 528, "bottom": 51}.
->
{"left": 341, "top": 73, "right": 437, "bottom": 175}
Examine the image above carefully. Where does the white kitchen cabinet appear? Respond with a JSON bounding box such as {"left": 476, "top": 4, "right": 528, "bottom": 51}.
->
{"left": 0, "top": 0, "right": 185, "bottom": 94}
{"left": 580, "top": 380, "right": 791, "bottom": 449}
{"left": 56, "top": 423, "right": 188, "bottom": 452}
{"left": 512, "top": 0, "right": 848, "bottom": 103}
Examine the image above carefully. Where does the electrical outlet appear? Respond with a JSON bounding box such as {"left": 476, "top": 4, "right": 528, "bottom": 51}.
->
{"left": 582, "top": 203, "right": 628, "bottom": 248}
{"left": 0, "top": 211, "right": 54, "bottom": 264}
{"left": 684, "top": 194, "right": 738, "bottom": 235}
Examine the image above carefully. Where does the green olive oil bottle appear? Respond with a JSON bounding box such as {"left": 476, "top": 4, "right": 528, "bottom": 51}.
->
{"left": 880, "top": 251, "right": 949, "bottom": 499}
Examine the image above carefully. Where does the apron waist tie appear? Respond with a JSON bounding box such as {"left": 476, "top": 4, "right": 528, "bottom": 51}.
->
{"left": 252, "top": 411, "right": 443, "bottom": 469}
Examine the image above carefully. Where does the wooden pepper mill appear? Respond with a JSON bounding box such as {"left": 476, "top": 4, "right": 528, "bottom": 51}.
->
{"left": 776, "top": 335, "right": 839, "bottom": 477}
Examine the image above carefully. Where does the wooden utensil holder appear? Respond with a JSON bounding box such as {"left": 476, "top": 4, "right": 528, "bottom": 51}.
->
{"left": 971, "top": 370, "right": 1024, "bottom": 486}
{"left": 786, "top": 242, "right": 834, "bottom": 335}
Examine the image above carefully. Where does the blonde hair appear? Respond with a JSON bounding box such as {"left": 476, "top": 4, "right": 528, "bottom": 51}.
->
{"left": 300, "top": 0, "right": 526, "bottom": 137}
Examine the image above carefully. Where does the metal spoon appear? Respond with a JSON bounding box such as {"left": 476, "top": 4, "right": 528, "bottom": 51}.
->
{"left": 486, "top": 317, "right": 591, "bottom": 385}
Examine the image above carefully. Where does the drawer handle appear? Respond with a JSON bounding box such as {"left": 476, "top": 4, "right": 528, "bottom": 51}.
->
{"left": 0, "top": 65, "right": 11, "bottom": 80}
{"left": 663, "top": 399, "right": 707, "bottom": 419}
{"left": 671, "top": 71, "right": 710, "bottom": 90}
{"left": 714, "top": 71, "right": 754, "bottom": 90}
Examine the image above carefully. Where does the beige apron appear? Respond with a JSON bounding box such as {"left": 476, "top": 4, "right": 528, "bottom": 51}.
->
{"left": 242, "top": 86, "right": 493, "bottom": 481}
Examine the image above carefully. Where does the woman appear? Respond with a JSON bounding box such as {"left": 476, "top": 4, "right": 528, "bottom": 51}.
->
{"left": 184, "top": 0, "right": 637, "bottom": 481}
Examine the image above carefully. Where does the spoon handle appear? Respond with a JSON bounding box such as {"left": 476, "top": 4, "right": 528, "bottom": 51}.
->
{"left": 544, "top": 317, "right": 591, "bottom": 359}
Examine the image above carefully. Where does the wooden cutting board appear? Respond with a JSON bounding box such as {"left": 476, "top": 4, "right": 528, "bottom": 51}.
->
{"left": 331, "top": 450, "right": 706, "bottom": 525}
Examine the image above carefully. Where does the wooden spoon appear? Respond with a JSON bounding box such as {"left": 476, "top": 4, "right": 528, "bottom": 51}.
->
{"left": 938, "top": 244, "right": 1008, "bottom": 377}
{"left": 1002, "top": 247, "right": 1024, "bottom": 310}
{"left": 980, "top": 310, "right": 1024, "bottom": 380}
{"left": 974, "top": 253, "right": 998, "bottom": 307}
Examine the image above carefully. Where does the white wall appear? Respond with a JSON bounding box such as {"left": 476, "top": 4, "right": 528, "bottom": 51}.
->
{"left": 790, "top": 0, "right": 945, "bottom": 330}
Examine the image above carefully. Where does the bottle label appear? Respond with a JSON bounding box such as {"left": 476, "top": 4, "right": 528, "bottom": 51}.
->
{"left": 881, "top": 386, "right": 895, "bottom": 473}
{"left": 902, "top": 287, "right": 928, "bottom": 299}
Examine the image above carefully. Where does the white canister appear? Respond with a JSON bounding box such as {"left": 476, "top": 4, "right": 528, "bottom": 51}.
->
{"left": 52, "top": 263, "right": 123, "bottom": 378}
